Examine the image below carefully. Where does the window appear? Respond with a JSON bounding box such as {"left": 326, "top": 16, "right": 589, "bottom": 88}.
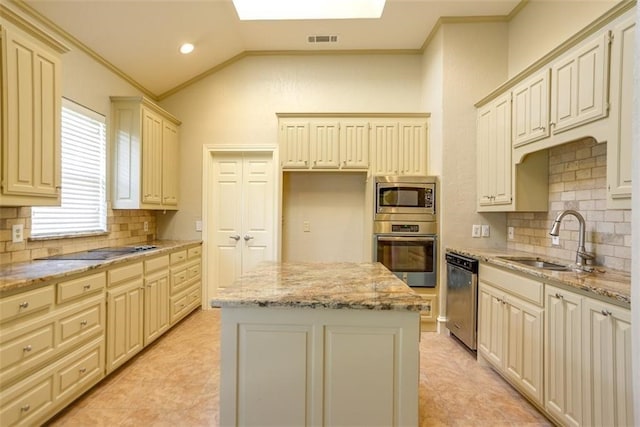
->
{"left": 32, "top": 99, "right": 107, "bottom": 237}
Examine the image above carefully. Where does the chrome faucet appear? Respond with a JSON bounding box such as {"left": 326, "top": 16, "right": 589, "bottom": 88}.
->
{"left": 549, "top": 210, "right": 594, "bottom": 268}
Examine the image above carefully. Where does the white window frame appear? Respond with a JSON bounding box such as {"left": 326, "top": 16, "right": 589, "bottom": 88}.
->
{"left": 31, "top": 98, "right": 107, "bottom": 238}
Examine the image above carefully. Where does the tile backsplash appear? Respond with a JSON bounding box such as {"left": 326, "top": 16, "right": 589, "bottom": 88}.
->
{"left": 0, "top": 207, "right": 156, "bottom": 265}
{"left": 507, "top": 138, "right": 631, "bottom": 273}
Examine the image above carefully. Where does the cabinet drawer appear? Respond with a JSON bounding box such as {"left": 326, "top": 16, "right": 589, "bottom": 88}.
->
{"left": 57, "top": 273, "right": 105, "bottom": 304}
{"left": 58, "top": 299, "right": 105, "bottom": 349}
{"left": 479, "top": 264, "right": 543, "bottom": 306}
{"left": 56, "top": 339, "right": 104, "bottom": 403}
{"left": 187, "top": 246, "right": 201, "bottom": 259}
{"left": 0, "top": 286, "right": 55, "bottom": 323}
{"left": 0, "top": 374, "right": 54, "bottom": 427}
{"left": 187, "top": 263, "right": 201, "bottom": 280}
{"left": 171, "top": 268, "right": 189, "bottom": 295}
{"left": 108, "top": 262, "right": 143, "bottom": 287}
{"left": 0, "top": 321, "right": 55, "bottom": 385}
{"left": 170, "top": 250, "right": 187, "bottom": 265}
{"left": 145, "top": 255, "right": 169, "bottom": 273}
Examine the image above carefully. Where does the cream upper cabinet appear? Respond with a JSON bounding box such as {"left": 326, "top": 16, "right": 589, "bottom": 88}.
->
{"left": 512, "top": 69, "right": 550, "bottom": 148}
{"left": 309, "top": 121, "right": 340, "bottom": 169}
{"left": 477, "top": 93, "right": 512, "bottom": 209}
{"left": 606, "top": 14, "right": 634, "bottom": 209}
{"left": 280, "top": 121, "right": 310, "bottom": 169}
{"left": 0, "top": 18, "right": 68, "bottom": 207}
{"left": 111, "top": 96, "right": 181, "bottom": 210}
{"left": 370, "top": 118, "right": 428, "bottom": 176}
{"left": 544, "top": 285, "right": 583, "bottom": 427}
{"left": 550, "top": 31, "right": 610, "bottom": 135}
{"left": 582, "top": 298, "right": 633, "bottom": 427}
{"left": 339, "top": 121, "right": 369, "bottom": 169}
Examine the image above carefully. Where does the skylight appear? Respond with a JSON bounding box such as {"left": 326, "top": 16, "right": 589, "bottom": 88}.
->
{"left": 232, "top": 0, "right": 386, "bottom": 20}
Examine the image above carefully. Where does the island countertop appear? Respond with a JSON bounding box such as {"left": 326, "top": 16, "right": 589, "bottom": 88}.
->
{"left": 210, "top": 261, "right": 429, "bottom": 311}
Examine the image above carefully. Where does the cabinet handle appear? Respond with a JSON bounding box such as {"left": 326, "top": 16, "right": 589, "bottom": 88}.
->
{"left": 83, "top": 284, "right": 91, "bottom": 290}
{"left": 79, "top": 367, "right": 87, "bottom": 374}
{"left": 19, "top": 301, "right": 29, "bottom": 309}
{"left": 21, "top": 404, "right": 30, "bottom": 412}
{"left": 601, "top": 309, "right": 612, "bottom": 317}
{"left": 555, "top": 293, "right": 564, "bottom": 299}
{"left": 23, "top": 345, "right": 32, "bottom": 352}
{"left": 80, "top": 320, "right": 88, "bottom": 326}
{"left": 550, "top": 122, "right": 556, "bottom": 127}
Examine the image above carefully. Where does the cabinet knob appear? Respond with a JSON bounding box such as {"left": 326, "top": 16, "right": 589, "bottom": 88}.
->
{"left": 19, "top": 301, "right": 29, "bottom": 309}
{"left": 21, "top": 404, "right": 30, "bottom": 412}
{"left": 79, "top": 367, "right": 87, "bottom": 374}
{"left": 23, "top": 345, "right": 32, "bottom": 352}
{"left": 80, "top": 320, "right": 88, "bottom": 326}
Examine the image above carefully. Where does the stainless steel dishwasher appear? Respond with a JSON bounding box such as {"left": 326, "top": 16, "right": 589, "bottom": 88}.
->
{"left": 445, "top": 253, "right": 479, "bottom": 350}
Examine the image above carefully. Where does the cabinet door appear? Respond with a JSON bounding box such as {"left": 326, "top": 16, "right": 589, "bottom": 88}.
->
{"left": 544, "top": 285, "right": 583, "bottom": 427}
{"left": 512, "top": 69, "right": 550, "bottom": 147}
{"left": 141, "top": 108, "right": 163, "bottom": 204}
{"left": 398, "top": 120, "right": 427, "bottom": 175}
{"left": 143, "top": 270, "right": 170, "bottom": 345}
{"left": 280, "top": 122, "right": 309, "bottom": 169}
{"left": 310, "top": 122, "right": 340, "bottom": 169}
{"left": 2, "top": 26, "right": 61, "bottom": 202}
{"left": 477, "top": 282, "right": 505, "bottom": 368}
{"left": 582, "top": 299, "right": 633, "bottom": 427}
{"left": 340, "top": 121, "right": 369, "bottom": 169}
{"left": 607, "top": 16, "right": 634, "bottom": 209}
{"left": 370, "top": 122, "right": 399, "bottom": 175}
{"left": 106, "top": 281, "right": 144, "bottom": 373}
{"left": 161, "top": 120, "right": 179, "bottom": 206}
{"left": 550, "top": 32, "right": 610, "bottom": 134}
{"left": 477, "top": 93, "right": 512, "bottom": 209}
{"left": 504, "top": 295, "right": 543, "bottom": 405}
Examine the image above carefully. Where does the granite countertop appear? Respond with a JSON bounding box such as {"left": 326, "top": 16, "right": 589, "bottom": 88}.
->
{"left": 447, "top": 247, "right": 631, "bottom": 306}
{"left": 0, "top": 240, "right": 202, "bottom": 295}
{"left": 210, "top": 262, "right": 429, "bottom": 312}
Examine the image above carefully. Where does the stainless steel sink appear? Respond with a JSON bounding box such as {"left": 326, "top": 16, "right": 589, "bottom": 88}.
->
{"left": 497, "top": 256, "right": 571, "bottom": 271}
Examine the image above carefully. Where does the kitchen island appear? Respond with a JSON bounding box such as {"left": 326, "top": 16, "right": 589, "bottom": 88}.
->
{"left": 211, "top": 262, "right": 428, "bottom": 427}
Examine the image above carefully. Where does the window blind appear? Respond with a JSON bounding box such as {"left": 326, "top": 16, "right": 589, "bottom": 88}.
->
{"left": 32, "top": 99, "right": 107, "bottom": 237}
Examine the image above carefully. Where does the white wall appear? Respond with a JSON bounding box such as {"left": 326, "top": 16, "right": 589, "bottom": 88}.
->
{"left": 282, "top": 172, "right": 367, "bottom": 262}
{"left": 160, "top": 53, "right": 424, "bottom": 245}
{"left": 507, "top": 0, "right": 619, "bottom": 77}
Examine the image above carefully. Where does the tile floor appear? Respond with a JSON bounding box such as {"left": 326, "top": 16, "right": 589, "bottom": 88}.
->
{"left": 47, "top": 309, "right": 551, "bottom": 426}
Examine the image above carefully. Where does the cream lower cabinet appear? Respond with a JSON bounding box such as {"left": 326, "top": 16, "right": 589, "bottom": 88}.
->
{"left": 0, "top": 273, "right": 106, "bottom": 426}
{"left": 544, "top": 285, "right": 583, "bottom": 427}
{"left": 169, "top": 246, "right": 202, "bottom": 324}
{"left": 143, "top": 255, "right": 170, "bottom": 346}
{"left": 106, "top": 262, "right": 144, "bottom": 373}
{"left": 477, "top": 264, "right": 544, "bottom": 407}
{"left": 582, "top": 298, "right": 633, "bottom": 427}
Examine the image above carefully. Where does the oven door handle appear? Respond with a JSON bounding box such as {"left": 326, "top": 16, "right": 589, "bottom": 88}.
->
{"left": 377, "top": 236, "right": 436, "bottom": 242}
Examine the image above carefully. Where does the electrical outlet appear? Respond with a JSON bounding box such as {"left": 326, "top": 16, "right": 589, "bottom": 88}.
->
{"left": 12, "top": 224, "right": 24, "bottom": 243}
{"left": 472, "top": 224, "right": 481, "bottom": 238}
{"left": 143, "top": 221, "right": 149, "bottom": 232}
{"left": 481, "top": 224, "right": 490, "bottom": 237}
{"left": 507, "top": 227, "right": 515, "bottom": 240}
{"left": 303, "top": 221, "right": 310, "bottom": 232}
{"left": 551, "top": 235, "right": 560, "bottom": 246}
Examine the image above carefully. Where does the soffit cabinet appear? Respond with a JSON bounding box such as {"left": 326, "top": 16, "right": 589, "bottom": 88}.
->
{"left": 111, "top": 96, "right": 181, "bottom": 210}
{"left": 0, "top": 9, "right": 68, "bottom": 207}
{"left": 278, "top": 113, "right": 429, "bottom": 176}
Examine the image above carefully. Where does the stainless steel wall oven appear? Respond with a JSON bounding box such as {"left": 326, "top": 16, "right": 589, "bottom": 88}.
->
{"left": 373, "top": 176, "right": 438, "bottom": 288}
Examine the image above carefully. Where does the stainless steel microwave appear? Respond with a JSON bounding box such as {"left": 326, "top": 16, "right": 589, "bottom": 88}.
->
{"left": 374, "top": 176, "right": 437, "bottom": 221}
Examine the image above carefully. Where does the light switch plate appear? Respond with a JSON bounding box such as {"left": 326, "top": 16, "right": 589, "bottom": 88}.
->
{"left": 303, "top": 221, "right": 310, "bottom": 232}
{"left": 507, "top": 227, "right": 515, "bottom": 240}
{"left": 195, "top": 220, "right": 203, "bottom": 232}
{"left": 481, "top": 225, "right": 490, "bottom": 237}
{"left": 472, "top": 224, "right": 481, "bottom": 238}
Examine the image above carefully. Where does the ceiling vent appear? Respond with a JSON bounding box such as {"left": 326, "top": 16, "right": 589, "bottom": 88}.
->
{"left": 307, "top": 35, "right": 339, "bottom": 44}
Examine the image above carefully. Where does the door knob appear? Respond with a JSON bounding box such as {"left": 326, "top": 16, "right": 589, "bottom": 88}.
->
{"left": 244, "top": 235, "right": 254, "bottom": 241}
{"left": 230, "top": 234, "right": 241, "bottom": 241}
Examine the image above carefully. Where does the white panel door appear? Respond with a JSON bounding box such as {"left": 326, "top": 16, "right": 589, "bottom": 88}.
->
{"left": 211, "top": 152, "right": 274, "bottom": 289}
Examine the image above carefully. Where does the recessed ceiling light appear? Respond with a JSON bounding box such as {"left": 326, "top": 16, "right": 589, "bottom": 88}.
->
{"left": 180, "top": 43, "right": 194, "bottom": 54}
{"left": 232, "top": 0, "right": 386, "bottom": 20}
